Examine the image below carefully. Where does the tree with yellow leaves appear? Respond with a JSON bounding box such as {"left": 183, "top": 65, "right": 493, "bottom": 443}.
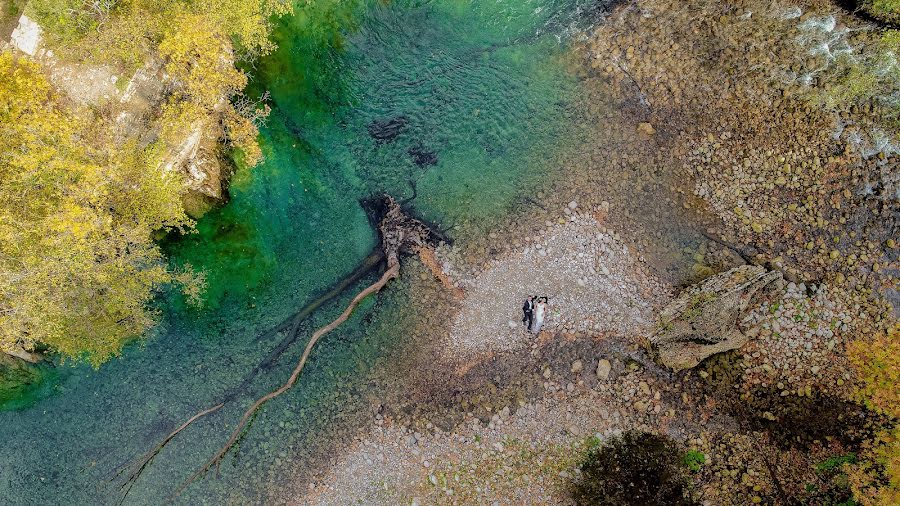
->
{"left": 157, "top": 12, "right": 265, "bottom": 166}
{"left": 28, "top": 0, "right": 292, "bottom": 168}
{"left": 847, "top": 324, "right": 900, "bottom": 505}
{"left": 0, "top": 51, "right": 202, "bottom": 366}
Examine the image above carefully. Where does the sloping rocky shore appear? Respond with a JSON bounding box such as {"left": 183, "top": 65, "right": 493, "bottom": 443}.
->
{"left": 278, "top": 0, "right": 898, "bottom": 504}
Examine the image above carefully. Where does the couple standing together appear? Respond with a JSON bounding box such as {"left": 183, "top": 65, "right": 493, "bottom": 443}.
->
{"left": 522, "top": 296, "right": 548, "bottom": 334}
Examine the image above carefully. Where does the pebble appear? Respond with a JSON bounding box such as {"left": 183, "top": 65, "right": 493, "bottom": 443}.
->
{"left": 596, "top": 359, "right": 612, "bottom": 380}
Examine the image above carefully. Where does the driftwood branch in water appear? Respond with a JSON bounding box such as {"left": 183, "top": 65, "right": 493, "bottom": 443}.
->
{"left": 113, "top": 403, "right": 225, "bottom": 504}
{"left": 110, "top": 252, "right": 384, "bottom": 497}
{"left": 113, "top": 195, "right": 439, "bottom": 502}
{"left": 171, "top": 262, "right": 401, "bottom": 500}
{"left": 169, "top": 195, "right": 434, "bottom": 499}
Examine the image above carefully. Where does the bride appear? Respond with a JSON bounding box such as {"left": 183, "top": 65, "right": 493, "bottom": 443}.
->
{"left": 531, "top": 297, "right": 548, "bottom": 334}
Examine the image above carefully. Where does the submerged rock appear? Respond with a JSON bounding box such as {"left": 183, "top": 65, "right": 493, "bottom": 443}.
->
{"left": 367, "top": 115, "right": 408, "bottom": 143}
{"left": 408, "top": 144, "right": 438, "bottom": 167}
{"left": 650, "top": 265, "right": 783, "bottom": 371}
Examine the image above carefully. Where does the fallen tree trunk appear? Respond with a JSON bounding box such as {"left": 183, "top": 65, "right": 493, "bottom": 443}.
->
{"left": 112, "top": 195, "right": 441, "bottom": 503}
{"left": 173, "top": 261, "right": 401, "bottom": 499}
{"left": 110, "top": 252, "right": 385, "bottom": 503}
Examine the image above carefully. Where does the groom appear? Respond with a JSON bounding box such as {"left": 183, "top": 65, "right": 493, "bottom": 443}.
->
{"left": 522, "top": 295, "right": 535, "bottom": 331}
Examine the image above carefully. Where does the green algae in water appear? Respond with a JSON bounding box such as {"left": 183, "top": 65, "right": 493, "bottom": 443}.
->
{"left": 0, "top": 1, "right": 611, "bottom": 504}
{"left": 0, "top": 358, "right": 56, "bottom": 411}
{"left": 260, "top": 0, "right": 587, "bottom": 230}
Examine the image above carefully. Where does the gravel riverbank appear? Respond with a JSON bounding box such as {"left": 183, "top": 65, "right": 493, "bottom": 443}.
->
{"left": 283, "top": 0, "right": 898, "bottom": 503}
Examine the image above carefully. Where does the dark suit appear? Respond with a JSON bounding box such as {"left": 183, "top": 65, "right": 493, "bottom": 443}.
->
{"left": 522, "top": 299, "right": 534, "bottom": 330}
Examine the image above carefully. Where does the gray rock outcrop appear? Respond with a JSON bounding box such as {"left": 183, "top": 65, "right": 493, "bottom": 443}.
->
{"left": 649, "top": 265, "right": 783, "bottom": 371}
{"left": 6, "top": 15, "right": 226, "bottom": 211}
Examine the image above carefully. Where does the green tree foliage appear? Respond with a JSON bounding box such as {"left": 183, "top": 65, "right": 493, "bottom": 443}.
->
{"left": 866, "top": 0, "right": 900, "bottom": 24}
{"left": 0, "top": 52, "right": 202, "bottom": 366}
{"left": 570, "top": 432, "right": 695, "bottom": 505}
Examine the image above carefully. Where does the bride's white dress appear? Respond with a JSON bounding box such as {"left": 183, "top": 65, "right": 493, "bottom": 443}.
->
{"left": 532, "top": 302, "right": 546, "bottom": 334}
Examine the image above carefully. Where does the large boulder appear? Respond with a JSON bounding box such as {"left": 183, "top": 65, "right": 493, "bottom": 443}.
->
{"left": 9, "top": 14, "right": 41, "bottom": 56}
{"left": 649, "top": 265, "right": 782, "bottom": 371}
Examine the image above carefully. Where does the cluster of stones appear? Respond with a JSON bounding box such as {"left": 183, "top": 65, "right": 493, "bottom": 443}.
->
{"left": 296, "top": 1, "right": 900, "bottom": 505}
{"left": 689, "top": 432, "right": 774, "bottom": 504}
{"left": 582, "top": 0, "right": 897, "bottom": 296}
{"left": 737, "top": 281, "right": 860, "bottom": 398}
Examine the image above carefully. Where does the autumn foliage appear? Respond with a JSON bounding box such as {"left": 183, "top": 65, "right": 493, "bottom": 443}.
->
{"left": 0, "top": 0, "right": 294, "bottom": 366}
{"left": 847, "top": 325, "right": 900, "bottom": 505}
{"left": 28, "top": 0, "right": 292, "bottom": 167}
{"left": 0, "top": 53, "right": 202, "bottom": 366}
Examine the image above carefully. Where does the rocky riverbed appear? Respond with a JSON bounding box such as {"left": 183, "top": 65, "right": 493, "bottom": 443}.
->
{"left": 269, "top": 0, "right": 900, "bottom": 503}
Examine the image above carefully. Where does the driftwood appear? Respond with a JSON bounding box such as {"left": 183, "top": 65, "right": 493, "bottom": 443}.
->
{"left": 110, "top": 252, "right": 384, "bottom": 504}
{"left": 112, "top": 196, "right": 440, "bottom": 503}
{"left": 172, "top": 262, "right": 402, "bottom": 499}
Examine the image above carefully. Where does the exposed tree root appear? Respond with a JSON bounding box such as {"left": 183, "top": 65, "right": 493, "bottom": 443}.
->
{"left": 171, "top": 262, "right": 401, "bottom": 500}
{"left": 239, "top": 251, "right": 385, "bottom": 391}
{"left": 109, "top": 252, "right": 384, "bottom": 498}
{"left": 113, "top": 403, "right": 225, "bottom": 504}
{"left": 112, "top": 195, "right": 440, "bottom": 503}
{"left": 418, "top": 247, "right": 464, "bottom": 299}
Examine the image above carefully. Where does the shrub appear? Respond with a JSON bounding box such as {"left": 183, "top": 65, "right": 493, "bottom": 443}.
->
{"left": 866, "top": 0, "right": 900, "bottom": 24}
{"left": 570, "top": 432, "right": 695, "bottom": 505}
{"left": 683, "top": 450, "right": 706, "bottom": 472}
{"left": 847, "top": 325, "right": 900, "bottom": 505}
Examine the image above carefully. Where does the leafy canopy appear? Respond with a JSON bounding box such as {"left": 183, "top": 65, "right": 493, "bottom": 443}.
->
{"left": 0, "top": 52, "right": 201, "bottom": 366}
{"left": 847, "top": 325, "right": 900, "bottom": 506}
{"left": 26, "top": 0, "right": 292, "bottom": 167}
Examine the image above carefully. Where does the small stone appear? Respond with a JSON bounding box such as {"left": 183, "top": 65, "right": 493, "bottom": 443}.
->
{"left": 637, "top": 122, "right": 656, "bottom": 136}
{"left": 568, "top": 200, "right": 578, "bottom": 210}
{"left": 571, "top": 360, "right": 584, "bottom": 373}
{"left": 638, "top": 381, "right": 651, "bottom": 396}
{"left": 596, "top": 359, "right": 612, "bottom": 380}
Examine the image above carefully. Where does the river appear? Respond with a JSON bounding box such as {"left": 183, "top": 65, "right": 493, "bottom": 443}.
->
{"left": 0, "top": 0, "right": 614, "bottom": 503}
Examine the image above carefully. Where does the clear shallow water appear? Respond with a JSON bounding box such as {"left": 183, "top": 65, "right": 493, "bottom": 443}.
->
{"left": 0, "top": 0, "right": 609, "bottom": 503}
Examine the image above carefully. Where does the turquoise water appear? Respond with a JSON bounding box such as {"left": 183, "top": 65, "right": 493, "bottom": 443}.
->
{"left": 0, "top": 0, "right": 608, "bottom": 503}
